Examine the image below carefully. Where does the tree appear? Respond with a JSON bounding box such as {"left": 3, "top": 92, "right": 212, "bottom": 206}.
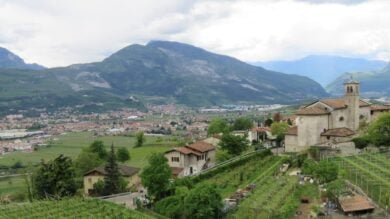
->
{"left": 117, "top": 147, "right": 130, "bottom": 162}
{"left": 216, "top": 149, "right": 233, "bottom": 162}
{"left": 207, "top": 118, "right": 229, "bottom": 135}
{"left": 273, "top": 112, "right": 282, "bottom": 122}
{"left": 232, "top": 117, "right": 253, "bottom": 131}
{"left": 271, "top": 122, "right": 289, "bottom": 147}
{"left": 140, "top": 153, "right": 172, "bottom": 201}
{"left": 103, "top": 144, "right": 121, "bottom": 195}
{"left": 184, "top": 184, "right": 223, "bottom": 219}
{"left": 264, "top": 118, "right": 273, "bottom": 127}
{"left": 218, "top": 133, "right": 249, "bottom": 156}
{"left": 315, "top": 160, "right": 338, "bottom": 183}
{"left": 135, "top": 131, "right": 146, "bottom": 147}
{"left": 367, "top": 112, "right": 390, "bottom": 146}
{"left": 89, "top": 140, "right": 107, "bottom": 159}
{"left": 32, "top": 155, "right": 77, "bottom": 199}
{"left": 74, "top": 150, "right": 103, "bottom": 176}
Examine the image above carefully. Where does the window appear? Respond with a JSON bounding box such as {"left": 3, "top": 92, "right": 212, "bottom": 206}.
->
{"left": 171, "top": 157, "right": 179, "bottom": 162}
{"left": 360, "top": 115, "right": 364, "bottom": 120}
{"left": 339, "top": 116, "right": 344, "bottom": 122}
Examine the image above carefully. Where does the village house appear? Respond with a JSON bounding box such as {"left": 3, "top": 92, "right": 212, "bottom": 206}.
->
{"left": 165, "top": 141, "right": 216, "bottom": 177}
{"left": 83, "top": 165, "right": 140, "bottom": 195}
{"left": 285, "top": 80, "right": 390, "bottom": 153}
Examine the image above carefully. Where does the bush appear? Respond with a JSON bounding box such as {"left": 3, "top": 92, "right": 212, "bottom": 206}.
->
{"left": 352, "top": 136, "right": 371, "bottom": 149}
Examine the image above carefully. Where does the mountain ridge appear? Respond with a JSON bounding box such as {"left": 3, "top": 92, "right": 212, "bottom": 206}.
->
{"left": 0, "top": 41, "right": 328, "bottom": 115}
{"left": 0, "top": 47, "right": 45, "bottom": 70}
{"left": 254, "top": 55, "right": 387, "bottom": 86}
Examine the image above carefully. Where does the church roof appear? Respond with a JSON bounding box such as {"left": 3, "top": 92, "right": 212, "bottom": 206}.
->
{"left": 296, "top": 106, "right": 329, "bottom": 116}
{"left": 370, "top": 104, "right": 390, "bottom": 111}
{"left": 305, "top": 98, "right": 371, "bottom": 110}
{"left": 321, "top": 127, "right": 355, "bottom": 137}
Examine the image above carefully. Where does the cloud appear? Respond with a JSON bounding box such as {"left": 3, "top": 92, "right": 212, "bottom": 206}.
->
{"left": 0, "top": 0, "right": 389, "bottom": 67}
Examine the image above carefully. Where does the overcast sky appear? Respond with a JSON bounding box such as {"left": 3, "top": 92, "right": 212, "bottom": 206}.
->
{"left": 0, "top": 0, "right": 389, "bottom": 67}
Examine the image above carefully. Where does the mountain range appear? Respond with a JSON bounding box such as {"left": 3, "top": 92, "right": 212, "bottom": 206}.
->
{"left": 255, "top": 55, "right": 387, "bottom": 86}
{"left": 0, "top": 41, "right": 327, "bottom": 115}
{"left": 0, "top": 47, "right": 45, "bottom": 70}
{"left": 326, "top": 62, "right": 390, "bottom": 97}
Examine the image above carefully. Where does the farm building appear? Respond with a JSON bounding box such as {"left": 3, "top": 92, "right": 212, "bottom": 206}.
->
{"left": 83, "top": 165, "right": 140, "bottom": 195}
{"left": 338, "top": 195, "right": 375, "bottom": 215}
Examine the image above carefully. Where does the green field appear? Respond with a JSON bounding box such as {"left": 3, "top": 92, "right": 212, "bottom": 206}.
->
{"left": 0, "top": 176, "right": 25, "bottom": 197}
{"left": 0, "top": 132, "right": 178, "bottom": 168}
{"left": 0, "top": 198, "right": 155, "bottom": 219}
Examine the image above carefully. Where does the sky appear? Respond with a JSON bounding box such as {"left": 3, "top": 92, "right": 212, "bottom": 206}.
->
{"left": 0, "top": 0, "right": 389, "bottom": 67}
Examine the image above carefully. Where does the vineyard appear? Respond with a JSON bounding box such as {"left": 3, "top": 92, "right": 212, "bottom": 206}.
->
{"left": 330, "top": 152, "right": 390, "bottom": 212}
{"left": 0, "top": 198, "right": 154, "bottom": 219}
{"left": 198, "top": 154, "right": 284, "bottom": 197}
{"left": 231, "top": 173, "right": 299, "bottom": 218}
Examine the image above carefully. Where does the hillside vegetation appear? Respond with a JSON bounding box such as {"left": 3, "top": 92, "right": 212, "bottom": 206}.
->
{"left": 0, "top": 41, "right": 327, "bottom": 115}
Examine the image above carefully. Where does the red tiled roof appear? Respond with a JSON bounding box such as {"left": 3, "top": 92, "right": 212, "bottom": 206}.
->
{"left": 187, "top": 141, "right": 215, "bottom": 153}
{"left": 370, "top": 104, "right": 390, "bottom": 111}
{"left": 296, "top": 106, "right": 330, "bottom": 116}
{"left": 359, "top": 100, "right": 371, "bottom": 107}
{"left": 169, "top": 147, "right": 202, "bottom": 156}
{"left": 338, "top": 195, "right": 375, "bottom": 213}
{"left": 84, "top": 165, "right": 140, "bottom": 177}
{"left": 321, "top": 127, "right": 355, "bottom": 137}
{"left": 320, "top": 99, "right": 347, "bottom": 109}
{"left": 252, "top": 127, "right": 271, "bottom": 132}
{"left": 285, "top": 126, "right": 297, "bottom": 135}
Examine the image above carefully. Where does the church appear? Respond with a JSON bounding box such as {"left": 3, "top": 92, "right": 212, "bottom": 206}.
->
{"left": 285, "top": 80, "right": 390, "bottom": 153}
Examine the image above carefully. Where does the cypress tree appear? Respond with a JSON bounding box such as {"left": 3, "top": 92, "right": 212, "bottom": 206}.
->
{"left": 103, "top": 143, "right": 121, "bottom": 195}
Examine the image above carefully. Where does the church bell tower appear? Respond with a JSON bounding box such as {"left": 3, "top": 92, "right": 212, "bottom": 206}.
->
{"left": 344, "top": 79, "right": 360, "bottom": 131}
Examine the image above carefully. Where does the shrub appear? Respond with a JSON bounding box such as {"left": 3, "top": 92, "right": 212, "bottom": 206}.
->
{"left": 352, "top": 136, "right": 371, "bottom": 149}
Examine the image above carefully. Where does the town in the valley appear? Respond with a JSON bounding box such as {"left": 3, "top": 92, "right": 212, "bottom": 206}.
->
{"left": 2, "top": 1, "right": 390, "bottom": 218}
{"left": 1, "top": 79, "right": 390, "bottom": 218}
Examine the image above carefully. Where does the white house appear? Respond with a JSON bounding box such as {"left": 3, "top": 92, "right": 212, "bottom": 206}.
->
{"left": 165, "top": 141, "right": 216, "bottom": 177}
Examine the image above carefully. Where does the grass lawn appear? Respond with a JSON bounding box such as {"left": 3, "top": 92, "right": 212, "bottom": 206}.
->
{"left": 0, "top": 175, "right": 25, "bottom": 196}
{"left": 0, "top": 132, "right": 178, "bottom": 168}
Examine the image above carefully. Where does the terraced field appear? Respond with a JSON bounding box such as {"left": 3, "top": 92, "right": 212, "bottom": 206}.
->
{"left": 231, "top": 176, "right": 298, "bottom": 218}
{"left": 331, "top": 152, "right": 390, "bottom": 212}
{"left": 0, "top": 198, "right": 154, "bottom": 219}
{"left": 199, "top": 154, "right": 284, "bottom": 197}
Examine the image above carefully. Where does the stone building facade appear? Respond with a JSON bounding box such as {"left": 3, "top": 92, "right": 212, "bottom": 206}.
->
{"left": 285, "top": 80, "right": 389, "bottom": 153}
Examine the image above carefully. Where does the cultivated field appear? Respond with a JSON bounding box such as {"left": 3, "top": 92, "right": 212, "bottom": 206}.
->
{"left": 195, "top": 153, "right": 284, "bottom": 198}
{"left": 330, "top": 152, "right": 390, "bottom": 212}
{"left": 0, "top": 132, "right": 178, "bottom": 168}
{"left": 0, "top": 198, "right": 154, "bottom": 219}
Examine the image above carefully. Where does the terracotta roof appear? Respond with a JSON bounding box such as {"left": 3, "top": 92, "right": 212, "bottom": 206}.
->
{"left": 84, "top": 165, "right": 140, "bottom": 177}
{"left": 370, "top": 104, "right": 390, "bottom": 111}
{"left": 252, "top": 127, "right": 271, "bottom": 132}
{"left": 306, "top": 98, "right": 371, "bottom": 110}
{"left": 338, "top": 195, "right": 374, "bottom": 213}
{"left": 187, "top": 141, "right": 215, "bottom": 153}
{"left": 167, "top": 147, "right": 202, "bottom": 156}
{"left": 285, "top": 126, "right": 297, "bottom": 136}
{"left": 170, "top": 167, "right": 183, "bottom": 176}
{"left": 321, "top": 127, "right": 355, "bottom": 137}
{"left": 359, "top": 100, "right": 371, "bottom": 107}
{"left": 296, "top": 106, "right": 330, "bottom": 116}
{"left": 320, "top": 99, "right": 347, "bottom": 109}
